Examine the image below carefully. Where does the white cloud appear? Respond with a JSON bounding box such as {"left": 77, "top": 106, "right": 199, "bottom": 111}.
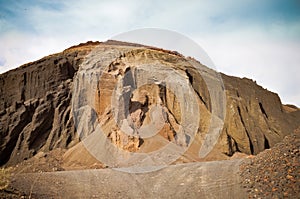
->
{"left": 0, "top": 31, "right": 77, "bottom": 73}
{"left": 194, "top": 28, "right": 300, "bottom": 106}
{"left": 0, "top": 0, "right": 299, "bottom": 107}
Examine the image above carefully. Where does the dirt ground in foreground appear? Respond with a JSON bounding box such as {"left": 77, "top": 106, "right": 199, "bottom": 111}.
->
{"left": 1, "top": 130, "right": 299, "bottom": 198}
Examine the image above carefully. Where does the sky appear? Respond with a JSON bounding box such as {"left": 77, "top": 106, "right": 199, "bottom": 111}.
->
{"left": 0, "top": 0, "right": 299, "bottom": 106}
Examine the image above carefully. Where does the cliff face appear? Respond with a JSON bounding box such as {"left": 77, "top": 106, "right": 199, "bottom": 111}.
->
{"left": 0, "top": 42, "right": 99, "bottom": 165}
{"left": 222, "top": 75, "right": 300, "bottom": 155}
{"left": 0, "top": 41, "right": 299, "bottom": 167}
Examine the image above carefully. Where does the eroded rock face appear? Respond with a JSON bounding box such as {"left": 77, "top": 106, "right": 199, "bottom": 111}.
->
{"left": 0, "top": 42, "right": 99, "bottom": 165}
{"left": 71, "top": 45, "right": 207, "bottom": 169}
{"left": 0, "top": 40, "right": 299, "bottom": 167}
{"left": 221, "top": 75, "right": 300, "bottom": 156}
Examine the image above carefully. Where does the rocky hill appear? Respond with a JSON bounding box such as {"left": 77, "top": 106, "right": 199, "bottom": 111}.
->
{"left": 0, "top": 40, "right": 299, "bottom": 169}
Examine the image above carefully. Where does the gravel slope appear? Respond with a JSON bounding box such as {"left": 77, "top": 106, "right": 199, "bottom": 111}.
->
{"left": 240, "top": 128, "right": 300, "bottom": 199}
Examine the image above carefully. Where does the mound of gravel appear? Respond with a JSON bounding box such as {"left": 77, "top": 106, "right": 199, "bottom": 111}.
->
{"left": 240, "top": 128, "right": 300, "bottom": 199}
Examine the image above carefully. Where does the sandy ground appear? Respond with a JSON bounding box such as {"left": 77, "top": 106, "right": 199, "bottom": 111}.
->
{"left": 4, "top": 159, "right": 246, "bottom": 199}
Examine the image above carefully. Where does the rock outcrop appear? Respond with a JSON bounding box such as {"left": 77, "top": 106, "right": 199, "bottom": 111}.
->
{"left": 222, "top": 75, "right": 300, "bottom": 155}
{"left": 0, "top": 42, "right": 99, "bottom": 165}
{"left": 0, "top": 40, "right": 299, "bottom": 167}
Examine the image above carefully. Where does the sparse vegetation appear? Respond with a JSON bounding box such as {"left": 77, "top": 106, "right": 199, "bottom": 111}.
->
{"left": 0, "top": 167, "right": 11, "bottom": 190}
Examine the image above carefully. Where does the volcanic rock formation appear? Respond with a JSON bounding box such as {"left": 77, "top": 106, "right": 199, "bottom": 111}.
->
{"left": 0, "top": 40, "right": 299, "bottom": 168}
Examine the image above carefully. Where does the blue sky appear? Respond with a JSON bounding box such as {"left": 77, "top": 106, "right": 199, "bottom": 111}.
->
{"left": 0, "top": 0, "right": 299, "bottom": 106}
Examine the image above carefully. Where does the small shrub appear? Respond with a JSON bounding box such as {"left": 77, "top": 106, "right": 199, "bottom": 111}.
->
{"left": 0, "top": 168, "right": 11, "bottom": 190}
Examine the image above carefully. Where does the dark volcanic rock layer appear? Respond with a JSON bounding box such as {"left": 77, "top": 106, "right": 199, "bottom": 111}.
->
{"left": 0, "top": 40, "right": 299, "bottom": 167}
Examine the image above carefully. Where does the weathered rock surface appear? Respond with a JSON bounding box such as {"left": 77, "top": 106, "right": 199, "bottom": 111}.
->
{"left": 0, "top": 40, "right": 299, "bottom": 167}
{"left": 222, "top": 75, "right": 300, "bottom": 155}
{"left": 0, "top": 42, "right": 99, "bottom": 166}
